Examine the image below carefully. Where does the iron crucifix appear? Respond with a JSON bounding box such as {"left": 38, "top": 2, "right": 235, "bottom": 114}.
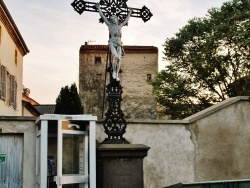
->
{"left": 71, "top": 0, "right": 153, "bottom": 23}
{"left": 71, "top": 0, "right": 152, "bottom": 143}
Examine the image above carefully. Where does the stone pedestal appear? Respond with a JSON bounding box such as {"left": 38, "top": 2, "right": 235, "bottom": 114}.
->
{"left": 96, "top": 144, "right": 150, "bottom": 188}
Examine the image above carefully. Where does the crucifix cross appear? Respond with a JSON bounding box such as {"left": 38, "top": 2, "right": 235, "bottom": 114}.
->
{"left": 71, "top": 0, "right": 153, "bottom": 23}
{"left": 71, "top": 0, "right": 153, "bottom": 144}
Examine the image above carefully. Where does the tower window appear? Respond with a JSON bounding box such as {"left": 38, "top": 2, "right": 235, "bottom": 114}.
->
{"left": 95, "top": 57, "right": 101, "bottom": 64}
{"left": 147, "top": 74, "right": 152, "bottom": 80}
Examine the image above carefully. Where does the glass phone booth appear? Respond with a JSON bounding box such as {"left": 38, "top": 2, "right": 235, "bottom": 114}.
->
{"left": 35, "top": 115, "right": 97, "bottom": 188}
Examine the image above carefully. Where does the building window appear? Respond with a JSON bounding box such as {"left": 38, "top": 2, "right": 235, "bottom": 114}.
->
{"left": 15, "top": 50, "right": 18, "bottom": 65}
{"left": 0, "top": 65, "right": 17, "bottom": 108}
{"left": 147, "top": 74, "right": 152, "bottom": 81}
{"left": 96, "top": 73, "right": 103, "bottom": 81}
{"left": 1, "top": 65, "right": 7, "bottom": 101}
{"left": 95, "top": 57, "right": 101, "bottom": 64}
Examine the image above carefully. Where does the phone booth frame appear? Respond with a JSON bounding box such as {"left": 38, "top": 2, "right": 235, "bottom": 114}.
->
{"left": 35, "top": 114, "right": 97, "bottom": 188}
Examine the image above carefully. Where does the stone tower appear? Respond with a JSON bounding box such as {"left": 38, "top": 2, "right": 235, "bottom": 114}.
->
{"left": 79, "top": 43, "right": 158, "bottom": 119}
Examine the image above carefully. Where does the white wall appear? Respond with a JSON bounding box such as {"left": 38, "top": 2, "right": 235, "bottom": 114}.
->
{"left": 97, "top": 96, "right": 250, "bottom": 187}
{"left": 187, "top": 98, "right": 250, "bottom": 182}
{"left": 96, "top": 120, "right": 195, "bottom": 188}
{"left": 0, "top": 22, "right": 23, "bottom": 116}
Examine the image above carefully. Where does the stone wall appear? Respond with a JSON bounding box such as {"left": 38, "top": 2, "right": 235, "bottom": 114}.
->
{"left": 0, "top": 96, "right": 249, "bottom": 188}
{"left": 79, "top": 47, "right": 106, "bottom": 118}
{"left": 79, "top": 44, "right": 158, "bottom": 119}
{"left": 121, "top": 52, "right": 158, "bottom": 119}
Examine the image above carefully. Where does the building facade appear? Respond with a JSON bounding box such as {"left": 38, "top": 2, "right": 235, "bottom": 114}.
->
{"left": 79, "top": 43, "right": 158, "bottom": 119}
{"left": 0, "top": 0, "right": 29, "bottom": 116}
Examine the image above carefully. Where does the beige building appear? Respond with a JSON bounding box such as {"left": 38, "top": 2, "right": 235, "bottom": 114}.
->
{"left": 79, "top": 43, "right": 158, "bottom": 119}
{"left": 0, "top": 0, "right": 29, "bottom": 116}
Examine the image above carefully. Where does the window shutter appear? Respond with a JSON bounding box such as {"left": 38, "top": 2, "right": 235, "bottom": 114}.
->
{"left": 10, "top": 75, "right": 15, "bottom": 106}
{"left": 14, "top": 80, "right": 17, "bottom": 109}
{"left": 1, "top": 65, "right": 6, "bottom": 100}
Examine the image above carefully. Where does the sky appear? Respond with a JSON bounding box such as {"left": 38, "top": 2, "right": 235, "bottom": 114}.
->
{"left": 4, "top": 0, "right": 226, "bottom": 104}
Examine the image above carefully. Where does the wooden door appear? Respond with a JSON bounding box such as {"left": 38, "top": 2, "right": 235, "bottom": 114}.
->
{"left": 0, "top": 134, "right": 23, "bottom": 188}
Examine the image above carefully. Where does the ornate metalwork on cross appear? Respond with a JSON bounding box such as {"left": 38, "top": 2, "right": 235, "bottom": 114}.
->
{"left": 71, "top": 0, "right": 152, "bottom": 144}
{"left": 71, "top": 0, "right": 153, "bottom": 23}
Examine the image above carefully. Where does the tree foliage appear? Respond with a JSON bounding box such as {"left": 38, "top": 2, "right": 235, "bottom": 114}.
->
{"left": 55, "top": 83, "right": 83, "bottom": 114}
{"left": 153, "top": 0, "right": 250, "bottom": 119}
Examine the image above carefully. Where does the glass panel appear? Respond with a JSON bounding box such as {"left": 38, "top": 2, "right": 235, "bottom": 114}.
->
{"left": 48, "top": 137, "right": 57, "bottom": 175}
{"left": 62, "top": 183, "right": 85, "bottom": 188}
{"left": 62, "top": 134, "right": 85, "bottom": 175}
{"left": 36, "top": 183, "right": 40, "bottom": 188}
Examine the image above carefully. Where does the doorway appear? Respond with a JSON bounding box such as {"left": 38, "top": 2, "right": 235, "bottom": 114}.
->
{"left": 0, "top": 134, "right": 23, "bottom": 188}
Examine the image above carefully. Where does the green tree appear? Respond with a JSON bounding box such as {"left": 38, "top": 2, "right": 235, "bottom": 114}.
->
{"left": 153, "top": 0, "right": 250, "bottom": 119}
{"left": 55, "top": 83, "right": 83, "bottom": 114}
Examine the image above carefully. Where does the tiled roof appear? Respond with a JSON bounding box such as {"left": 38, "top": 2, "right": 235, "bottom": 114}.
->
{"left": 33, "top": 105, "right": 56, "bottom": 115}
{"left": 22, "top": 94, "right": 39, "bottom": 105}
{"left": 80, "top": 44, "right": 158, "bottom": 54}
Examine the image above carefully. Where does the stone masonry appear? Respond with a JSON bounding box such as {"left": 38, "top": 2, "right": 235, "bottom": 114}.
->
{"left": 79, "top": 43, "right": 158, "bottom": 119}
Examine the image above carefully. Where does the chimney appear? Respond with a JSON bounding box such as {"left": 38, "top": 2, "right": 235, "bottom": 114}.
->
{"left": 23, "top": 88, "right": 30, "bottom": 97}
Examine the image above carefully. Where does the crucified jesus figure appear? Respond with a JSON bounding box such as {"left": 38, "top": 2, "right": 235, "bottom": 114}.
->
{"left": 96, "top": 3, "right": 132, "bottom": 81}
